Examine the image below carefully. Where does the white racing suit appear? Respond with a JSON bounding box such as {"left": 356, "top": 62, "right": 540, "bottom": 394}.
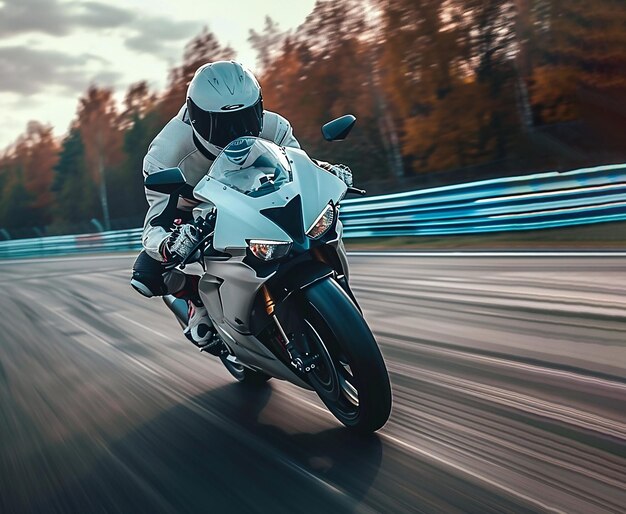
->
{"left": 132, "top": 104, "right": 319, "bottom": 298}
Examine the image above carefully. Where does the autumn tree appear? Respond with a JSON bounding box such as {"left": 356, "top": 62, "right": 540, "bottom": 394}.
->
{"left": 76, "top": 86, "right": 124, "bottom": 230}
{"left": 110, "top": 81, "right": 160, "bottom": 221}
{"left": 0, "top": 121, "right": 58, "bottom": 230}
{"left": 119, "top": 81, "right": 157, "bottom": 131}
{"left": 377, "top": 0, "right": 522, "bottom": 174}
{"left": 248, "top": 16, "right": 290, "bottom": 72}
{"left": 256, "top": 0, "right": 393, "bottom": 183}
{"left": 528, "top": 0, "right": 626, "bottom": 124}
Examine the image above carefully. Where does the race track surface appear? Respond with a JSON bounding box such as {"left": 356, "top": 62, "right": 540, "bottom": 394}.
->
{"left": 1, "top": 253, "right": 625, "bottom": 513}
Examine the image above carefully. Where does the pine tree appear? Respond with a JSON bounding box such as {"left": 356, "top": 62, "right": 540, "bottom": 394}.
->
{"left": 52, "top": 128, "right": 98, "bottom": 224}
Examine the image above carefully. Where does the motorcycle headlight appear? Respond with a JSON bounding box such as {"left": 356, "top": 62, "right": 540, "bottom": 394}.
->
{"left": 247, "top": 240, "right": 292, "bottom": 261}
{"left": 306, "top": 204, "right": 335, "bottom": 239}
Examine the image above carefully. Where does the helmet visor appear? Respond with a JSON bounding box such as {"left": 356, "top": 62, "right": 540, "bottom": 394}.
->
{"left": 188, "top": 97, "right": 263, "bottom": 149}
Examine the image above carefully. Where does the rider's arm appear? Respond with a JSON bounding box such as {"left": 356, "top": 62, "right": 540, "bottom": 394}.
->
{"left": 141, "top": 156, "right": 173, "bottom": 262}
{"left": 281, "top": 124, "right": 300, "bottom": 149}
{"left": 261, "top": 111, "right": 301, "bottom": 149}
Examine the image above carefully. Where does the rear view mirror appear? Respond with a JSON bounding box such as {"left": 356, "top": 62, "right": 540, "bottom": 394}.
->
{"left": 144, "top": 167, "right": 187, "bottom": 194}
{"left": 322, "top": 114, "right": 356, "bottom": 141}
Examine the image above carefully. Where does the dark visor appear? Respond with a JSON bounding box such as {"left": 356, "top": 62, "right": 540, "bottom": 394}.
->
{"left": 188, "top": 97, "right": 263, "bottom": 149}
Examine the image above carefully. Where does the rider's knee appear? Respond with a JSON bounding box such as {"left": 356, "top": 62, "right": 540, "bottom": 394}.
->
{"left": 130, "top": 270, "right": 165, "bottom": 297}
{"left": 130, "top": 250, "right": 166, "bottom": 297}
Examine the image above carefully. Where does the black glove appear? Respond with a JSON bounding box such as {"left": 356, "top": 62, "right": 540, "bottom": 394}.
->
{"left": 160, "top": 223, "right": 200, "bottom": 263}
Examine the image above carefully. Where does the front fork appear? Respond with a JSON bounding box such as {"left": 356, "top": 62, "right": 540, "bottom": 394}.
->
{"left": 262, "top": 284, "right": 319, "bottom": 374}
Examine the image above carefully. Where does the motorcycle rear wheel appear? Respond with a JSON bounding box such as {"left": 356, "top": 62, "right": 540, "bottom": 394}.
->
{"left": 302, "top": 278, "right": 392, "bottom": 432}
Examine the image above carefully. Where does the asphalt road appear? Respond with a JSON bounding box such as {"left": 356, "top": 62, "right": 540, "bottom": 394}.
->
{"left": 1, "top": 253, "right": 625, "bottom": 514}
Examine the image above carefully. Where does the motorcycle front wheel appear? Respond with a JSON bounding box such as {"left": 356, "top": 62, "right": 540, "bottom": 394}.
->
{"left": 302, "top": 278, "right": 392, "bottom": 432}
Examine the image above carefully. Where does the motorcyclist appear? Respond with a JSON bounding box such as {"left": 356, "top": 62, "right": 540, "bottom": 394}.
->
{"left": 130, "top": 61, "right": 353, "bottom": 351}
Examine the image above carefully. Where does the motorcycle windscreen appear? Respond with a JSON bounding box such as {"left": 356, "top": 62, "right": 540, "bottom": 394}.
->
{"left": 207, "top": 136, "right": 292, "bottom": 198}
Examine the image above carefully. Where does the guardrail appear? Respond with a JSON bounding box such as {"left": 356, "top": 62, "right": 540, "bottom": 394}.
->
{"left": 1, "top": 163, "right": 625, "bottom": 259}
{"left": 340, "top": 163, "right": 626, "bottom": 237}
{"left": 0, "top": 229, "right": 143, "bottom": 260}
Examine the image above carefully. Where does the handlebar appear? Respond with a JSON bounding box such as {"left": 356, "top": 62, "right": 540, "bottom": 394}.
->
{"left": 163, "top": 213, "right": 216, "bottom": 270}
{"left": 178, "top": 231, "right": 214, "bottom": 269}
{"left": 347, "top": 186, "right": 367, "bottom": 196}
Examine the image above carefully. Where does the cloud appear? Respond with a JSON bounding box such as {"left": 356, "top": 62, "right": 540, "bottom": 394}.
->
{"left": 124, "top": 16, "right": 202, "bottom": 58}
{"left": 74, "top": 1, "right": 135, "bottom": 29}
{"left": 0, "top": 0, "right": 135, "bottom": 39}
{"left": 0, "top": 46, "right": 121, "bottom": 95}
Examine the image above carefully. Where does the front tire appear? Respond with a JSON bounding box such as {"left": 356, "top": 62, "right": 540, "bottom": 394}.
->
{"left": 302, "top": 278, "right": 392, "bottom": 432}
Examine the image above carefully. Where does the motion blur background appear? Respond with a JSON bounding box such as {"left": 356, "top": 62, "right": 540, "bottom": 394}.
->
{"left": 0, "top": 0, "right": 625, "bottom": 243}
{"left": 2, "top": 3, "right": 626, "bottom": 513}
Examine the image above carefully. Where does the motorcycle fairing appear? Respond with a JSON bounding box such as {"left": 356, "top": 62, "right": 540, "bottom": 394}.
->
{"left": 193, "top": 146, "right": 346, "bottom": 252}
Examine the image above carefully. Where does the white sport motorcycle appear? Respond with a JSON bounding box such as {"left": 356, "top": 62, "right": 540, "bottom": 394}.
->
{"left": 145, "top": 116, "right": 392, "bottom": 432}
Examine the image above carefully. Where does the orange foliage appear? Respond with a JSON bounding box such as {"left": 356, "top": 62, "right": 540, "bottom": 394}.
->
{"left": 76, "top": 86, "right": 123, "bottom": 184}
{"left": 1, "top": 121, "right": 59, "bottom": 222}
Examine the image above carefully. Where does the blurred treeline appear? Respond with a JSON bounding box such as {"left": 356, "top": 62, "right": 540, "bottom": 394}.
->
{"left": 1, "top": 0, "right": 625, "bottom": 238}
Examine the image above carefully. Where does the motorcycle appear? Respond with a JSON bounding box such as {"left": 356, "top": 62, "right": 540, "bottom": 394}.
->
{"left": 145, "top": 115, "right": 392, "bottom": 432}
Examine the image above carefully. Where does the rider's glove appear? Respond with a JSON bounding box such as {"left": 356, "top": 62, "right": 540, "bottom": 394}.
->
{"left": 160, "top": 223, "right": 200, "bottom": 263}
{"left": 315, "top": 160, "right": 353, "bottom": 187}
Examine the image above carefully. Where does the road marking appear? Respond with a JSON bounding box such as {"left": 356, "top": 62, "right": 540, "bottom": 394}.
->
{"left": 0, "top": 254, "right": 135, "bottom": 265}
{"left": 2, "top": 251, "right": 626, "bottom": 266}
{"left": 349, "top": 251, "right": 626, "bottom": 257}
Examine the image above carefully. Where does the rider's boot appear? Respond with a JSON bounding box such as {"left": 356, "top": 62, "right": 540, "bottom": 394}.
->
{"left": 174, "top": 276, "right": 221, "bottom": 354}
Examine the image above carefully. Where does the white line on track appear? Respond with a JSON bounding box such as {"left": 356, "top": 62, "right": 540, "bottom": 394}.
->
{"left": 2, "top": 251, "right": 626, "bottom": 266}
{"left": 0, "top": 254, "right": 135, "bottom": 265}
{"left": 350, "top": 251, "right": 626, "bottom": 257}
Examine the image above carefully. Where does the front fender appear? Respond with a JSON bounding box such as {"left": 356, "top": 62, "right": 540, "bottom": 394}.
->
{"left": 249, "top": 259, "right": 360, "bottom": 335}
{"left": 248, "top": 260, "right": 330, "bottom": 336}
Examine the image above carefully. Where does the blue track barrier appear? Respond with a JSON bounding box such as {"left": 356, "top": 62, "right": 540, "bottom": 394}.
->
{"left": 1, "top": 163, "right": 624, "bottom": 259}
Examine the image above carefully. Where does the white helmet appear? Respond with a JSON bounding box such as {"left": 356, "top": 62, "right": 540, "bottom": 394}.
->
{"left": 186, "top": 61, "right": 263, "bottom": 155}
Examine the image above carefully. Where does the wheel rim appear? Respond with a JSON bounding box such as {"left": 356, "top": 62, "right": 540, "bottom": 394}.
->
{"left": 304, "top": 319, "right": 359, "bottom": 419}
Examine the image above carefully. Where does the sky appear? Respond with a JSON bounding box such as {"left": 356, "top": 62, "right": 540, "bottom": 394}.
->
{"left": 0, "top": 0, "right": 317, "bottom": 149}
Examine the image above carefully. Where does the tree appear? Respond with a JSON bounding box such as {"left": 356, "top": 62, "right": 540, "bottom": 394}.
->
{"left": 108, "top": 81, "right": 160, "bottom": 222}
{"left": 255, "top": 0, "right": 393, "bottom": 183}
{"left": 76, "top": 86, "right": 124, "bottom": 230}
{"left": 21, "top": 122, "right": 59, "bottom": 219}
{"left": 119, "top": 81, "right": 157, "bottom": 131}
{"left": 0, "top": 176, "right": 34, "bottom": 231}
{"left": 248, "top": 16, "right": 289, "bottom": 72}
{"left": 52, "top": 127, "right": 98, "bottom": 224}
{"left": 528, "top": 0, "right": 626, "bottom": 124}
{"left": 0, "top": 121, "right": 58, "bottom": 227}
{"left": 378, "top": 0, "right": 521, "bottom": 174}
